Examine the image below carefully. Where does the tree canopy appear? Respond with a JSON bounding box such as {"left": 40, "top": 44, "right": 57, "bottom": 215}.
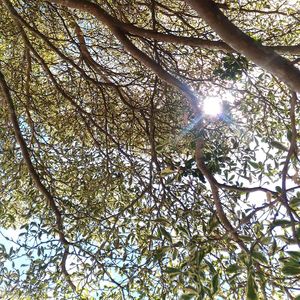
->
{"left": 0, "top": 0, "right": 300, "bottom": 299}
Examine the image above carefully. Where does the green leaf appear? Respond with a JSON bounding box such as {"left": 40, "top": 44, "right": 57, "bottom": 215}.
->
{"left": 226, "top": 264, "right": 240, "bottom": 273}
{"left": 287, "top": 251, "right": 300, "bottom": 260}
{"left": 270, "top": 140, "right": 288, "bottom": 151}
{"left": 207, "top": 213, "right": 219, "bottom": 233}
{"left": 248, "top": 161, "right": 259, "bottom": 169}
{"left": 164, "top": 267, "right": 181, "bottom": 275}
{"left": 177, "top": 225, "right": 190, "bottom": 237}
{"left": 261, "top": 236, "right": 272, "bottom": 245}
{"left": 184, "top": 286, "right": 199, "bottom": 295}
{"left": 159, "top": 226, "right": 172, "bottom": 242}
{"left": 251, "top": 251, "right": 268, "bottom": 265}
{"left": 290, "top": 197, "right": 300, "bottom": 209}
{"left": 239, "top": 235, "right": 253, "bottom": 242}
{"left": 173, "top": 241, "right": 183, "bottom": 247}
{"left": 160, "top": 167, "right": 175, "bottom": 176}
{"left": 153, "top": 246, "right": 170, "bottom": 261}
{"left": 154, "top": 217, "right": 170, "bottom": 225}
{"left": 195, "top": 250, "right": 205, "bottom": 266}
{"left": 211, "top": 273, "right": 219, "bottom": 295}
{"left": 271, "top": 239, "right": 278, "bottom": 254}
{"left": 270, "top": 219, "right": 291, "bottom": 229}
{"left": 282, "top": 265, "right": 300, "bottom": 275}
{"left": 246, "top": 273, "right": 258, "bottom": 300}
{"left": 180, "top": 294, "right": 195, "bottom": 300}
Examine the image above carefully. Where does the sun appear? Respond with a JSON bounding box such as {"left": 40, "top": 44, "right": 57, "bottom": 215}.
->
{"left": 202, "top": 96, "right": 222, "bottom": 117}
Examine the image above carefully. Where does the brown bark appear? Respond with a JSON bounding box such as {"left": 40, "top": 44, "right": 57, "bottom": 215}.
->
{"left": 1, "top": 1, "right": 78, "bottom": 286}
{"left": 185, "top": 0, "right": 300, "bottom": 92}
{"left": 195, "top": 139, "right": 248, "bottom": 252}
{"left": 48, "top": 0, "right": 200, "bottom": 112}
{"left": 121, "top": 25, "right": 300, "bottom": 55}
{"left": 0, "top": 69, "right": 68, "bottom": 245}
{"left": 281, "top": 92, "right": 300, "bottom": 247}
{"left": 45, "top": 0, "right": 300, "bottom": 55}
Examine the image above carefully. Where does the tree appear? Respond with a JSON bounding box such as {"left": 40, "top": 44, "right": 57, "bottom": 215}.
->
{"left": 0, "top": 0, "right": 299, "bottom": 298}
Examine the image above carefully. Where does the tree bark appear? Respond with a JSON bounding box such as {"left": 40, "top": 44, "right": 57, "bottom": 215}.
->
{"left": 185, "top": 0, "right": 300, "bottom": 93}
{"left": 48, "top": 0, "right": 201, "bottom": 112}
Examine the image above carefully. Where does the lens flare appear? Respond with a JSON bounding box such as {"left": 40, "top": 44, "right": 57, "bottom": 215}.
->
{"left": 202, "top": 96, "right": 222, "bottom": 117}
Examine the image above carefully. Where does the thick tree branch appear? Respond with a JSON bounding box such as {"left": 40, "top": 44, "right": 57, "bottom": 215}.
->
{"left": 45, "top": 0, "right": 300, "bottom": 55}
{"left": 6, "top": 15, "right": 144, "bottom": 181}
{"left": 185, "top": 0, "right": 300, "bottom": 92}
{"left": 281, "top": 92, "right": 300, "bottom": 247}
{"left": 121, "top": 26, "right": 300, "bottom": 55}
{"left": 0, "top": 69, "right": 67, "bottom": 244}
{"left": 0, "top": 47, "right": 77, "bottom": 297}
{"left": 1, "top": 2, "right": 77, "bottom": 290}
{"left": 195, "top": 139, "right": 248, "bottom": 252}
{"left": 71, "top": 20, "right": 144, "bottom": 112}
{"left": 47, "top": 0, "right": 201, "bottom": 113}
{"left": 3, "top": 1, "right": 114, "bottom": 87}
{"left": 61, "top": 246, "right": 76, "bottom": 292}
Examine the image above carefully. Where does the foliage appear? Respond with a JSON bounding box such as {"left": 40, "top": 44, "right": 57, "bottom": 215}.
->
{"left": 0, "top": 0, "right": 299, "bottom": 299}
{"left": 213, "top": 54, "right": 249, "bottom": 80}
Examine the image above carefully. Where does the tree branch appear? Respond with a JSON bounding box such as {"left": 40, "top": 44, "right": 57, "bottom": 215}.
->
{"left": 47, "top": 0, "right": 201, "bottom": 113}
{"left": 185, "top": 0, "right": 300, "bottom": 92}
{"left": 122, "top": 28, "right": 300, "bottom": 56}
{"left": 45, "top": 0, "right": 300, "bottom": 55}
{"left": 281, "top": 91, "right": 300, "bottom": 247}
{"left": 1, "top": 2, "right": 77, "bottom": 290}
{"left": 61, "top": 246, "right": 76, "bottom": 292}
{"left": 0, "top": 69, "right": 68, "bottom": 245}
{"left": 3, "top": 1, "right": 114, "bottom": 87}
{"left": 195, "top": 139, "right": 248, "bottom": 252}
